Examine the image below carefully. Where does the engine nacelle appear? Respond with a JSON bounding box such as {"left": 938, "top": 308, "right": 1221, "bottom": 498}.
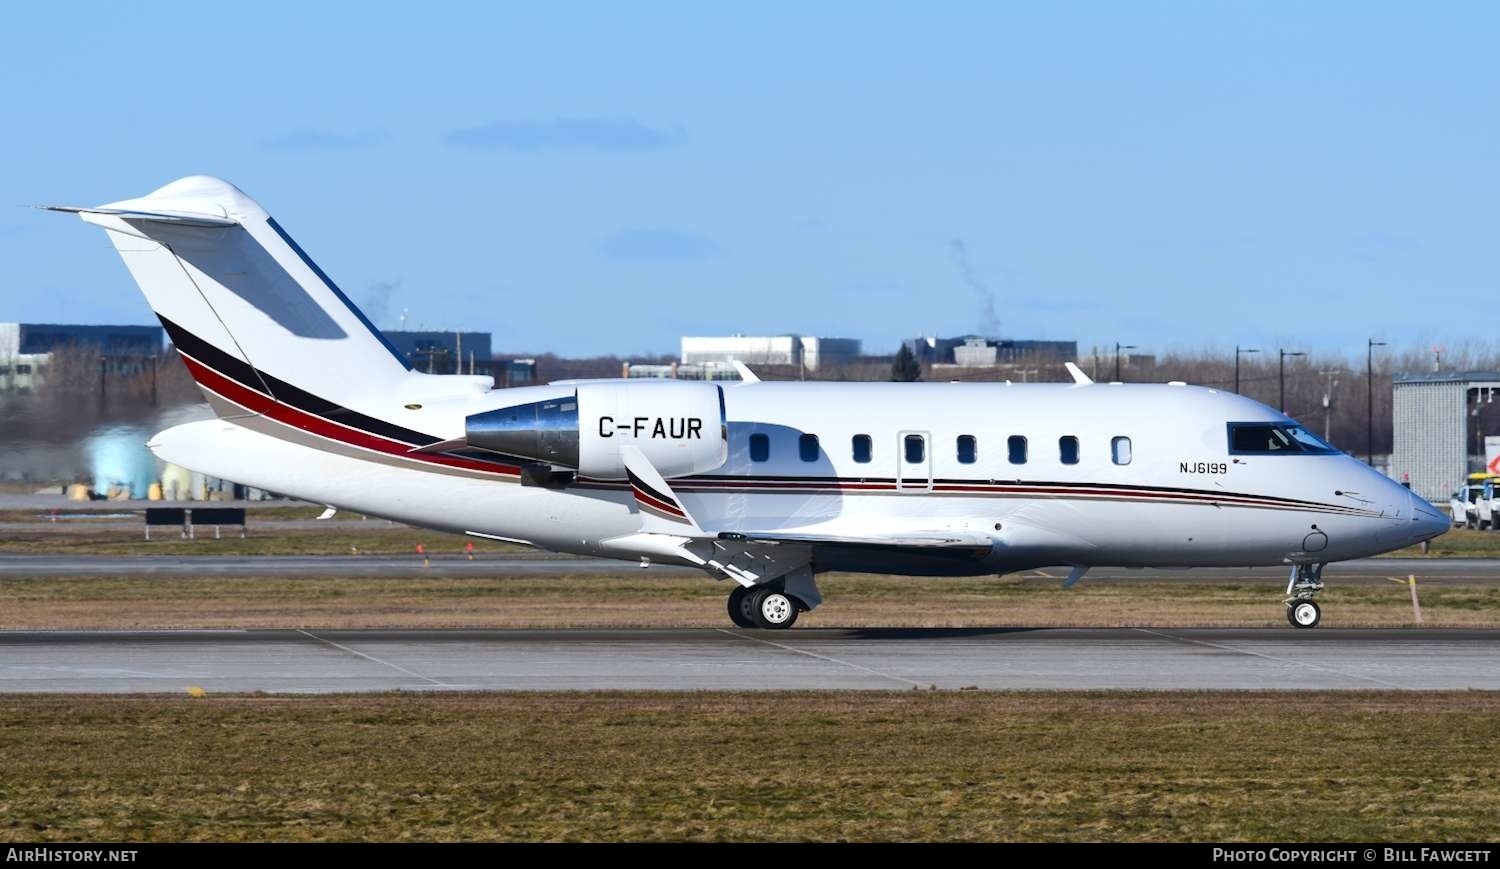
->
{"left": 465, "top": 380, "right": 727, "bottom": 480}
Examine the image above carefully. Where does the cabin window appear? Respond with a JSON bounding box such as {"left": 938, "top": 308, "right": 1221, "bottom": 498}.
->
{"left": 1059, "top": 436, "right": 1079, "bottom": 465}
{"left": 852, "top": 434, "right": 872, "bottom": 463}
{"left": 1008, "top": 435, "right": 1027, "bottom": 464}
{"left": 957, "top": 435, "right": 977, "bottom": 464}
{"left": 749, "top": 433, "right": 770, "bottom": 462}
{"left": 905, "top": 434, "right": 925, "bottom": 464}
{"left": 1112, "top": 436, "right": 1132, "bottom": 465}
{"left": 799, "top": 433, "right": 820, "bottom": 462}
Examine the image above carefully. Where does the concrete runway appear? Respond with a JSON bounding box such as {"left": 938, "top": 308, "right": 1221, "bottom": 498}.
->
{"left": 1, "top": 553, "right": 1496, "bottom": 583}
{"left": 2, "top": 627, "right": 1496, "bottom": 693}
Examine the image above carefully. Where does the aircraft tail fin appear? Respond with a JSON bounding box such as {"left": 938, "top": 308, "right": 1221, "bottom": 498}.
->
{"left": 47, "top": 176, "right": 421, "bottom": 419}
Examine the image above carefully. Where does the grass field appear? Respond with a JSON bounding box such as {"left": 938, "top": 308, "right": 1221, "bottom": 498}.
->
{"left": 1388, "top": 527, "right": 1500, "bottom": 558}
{"left": 1, "top": 572, "right": 1492, "bottom": 629}
{"left": 2, "top": 692, "right": 1497, "bottom": 842}
{"left": 0, "top": 523, "right": 528, "bottom": 556}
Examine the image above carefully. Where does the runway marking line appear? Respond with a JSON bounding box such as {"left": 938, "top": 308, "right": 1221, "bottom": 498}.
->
{"left": 1133, "top": 628, "right": 1409, "bottom": 690}
{"left": 295, "top": 629, "right": 456, "bottom": 688}
{"left": 714, "top": 628, "right": 927, "bottom": 689}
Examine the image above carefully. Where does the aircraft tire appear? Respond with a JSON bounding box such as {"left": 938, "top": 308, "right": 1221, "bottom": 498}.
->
{"left": 1287, "top": 599, "right": 1321, "bottom": 629}
{"left": 727, "top": 586, "right": 757, "bottom": 628}
{"left": 749, "top": 588, "right": 798, "bottom": 630}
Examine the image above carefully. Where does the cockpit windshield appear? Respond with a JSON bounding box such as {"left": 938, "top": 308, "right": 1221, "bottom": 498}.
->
{"left": 1227, "top": 423, "right": 1340, "bottom": 455}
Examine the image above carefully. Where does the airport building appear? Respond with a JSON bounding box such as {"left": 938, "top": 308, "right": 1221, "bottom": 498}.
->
{"left": 1390, "top": 370, "right": 1500, "bottom": 501}
{"left": 378, "top": 329, "right": 535, "bottom": 386}
{"left": 381, "top": 330, "right": 494, "bottom": 374}
{"left": 0, "top": 322, "right": 165, "bottom": 393}
{"left": 681, "top": 335, "right": 862, "bottom": 372}
{"left": 624, "top": 361, "right": 745, "bottom": 381}
{"left": 488, "top": 358, "right": 537, "bottom": 388}
{"left": 906, "top": 335, "right": 1078, "bottom": 367}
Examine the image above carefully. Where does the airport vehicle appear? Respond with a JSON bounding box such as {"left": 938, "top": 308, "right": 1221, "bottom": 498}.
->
{"left": 1452, "top": 486, "right": 1476, "bottom": 528}
{"left": 1449, "top": 473, "right": 1500, "bottom": 529}
{"left": 48, "top": 177, "right": 1448, "bottom": 630}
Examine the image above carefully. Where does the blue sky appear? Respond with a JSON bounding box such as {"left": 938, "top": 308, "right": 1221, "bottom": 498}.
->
{"left": 1, "top": 2, "right": 1495, "bottom": 357}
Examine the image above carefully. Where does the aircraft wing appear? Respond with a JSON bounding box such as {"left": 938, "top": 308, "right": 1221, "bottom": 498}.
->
{"left": 614, "top": 446, "right": 995, "bottom": 588}
{"left": 717, "top": 530, "right": 994, "bottom": 553}
{"left": 621, "top": 445, "right": 992, "bottom": 550}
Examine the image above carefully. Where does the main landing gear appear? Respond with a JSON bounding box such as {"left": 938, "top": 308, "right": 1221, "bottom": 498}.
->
{"left": 727, "top": 584, "right": 803, "bottom": 630}
{"left": 1285, "top": 563, "right": 1325, "bottom": 629}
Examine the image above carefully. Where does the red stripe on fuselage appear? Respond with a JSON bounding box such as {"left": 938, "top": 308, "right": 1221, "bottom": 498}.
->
{"left": 178, "top": 353, "right": 522, "bottom": 478}
{"left": 173, "top": 352, "right": 1376, "bottom": 518}
{"left": 667, "top": 477, "right": 1374, "bottom": 516}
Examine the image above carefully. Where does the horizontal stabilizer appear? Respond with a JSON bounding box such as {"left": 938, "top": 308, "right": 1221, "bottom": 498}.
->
{"left": 40, "top": 205, "right": 237, "bottom": 228}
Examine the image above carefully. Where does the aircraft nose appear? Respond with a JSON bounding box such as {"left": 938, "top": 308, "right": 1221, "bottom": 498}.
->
{"left": 1408, "top": 491, "right": 1449, "bottom": 543}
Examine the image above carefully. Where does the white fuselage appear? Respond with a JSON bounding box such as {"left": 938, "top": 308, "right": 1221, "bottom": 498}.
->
{"left": 149, "top": 378, "right": 1446, "bottom": 575}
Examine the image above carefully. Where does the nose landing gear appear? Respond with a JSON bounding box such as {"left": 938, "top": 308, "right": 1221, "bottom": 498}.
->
{"left": 1285, "top": 563, "right": 1325, "bottom": 628}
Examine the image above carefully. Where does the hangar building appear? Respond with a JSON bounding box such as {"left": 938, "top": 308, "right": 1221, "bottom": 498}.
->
{"left": 1391, "top": 370, "right": 1500, "bottom": 501}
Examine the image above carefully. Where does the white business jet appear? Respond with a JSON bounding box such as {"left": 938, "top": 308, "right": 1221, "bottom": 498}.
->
{"left": 48, "top": 177, "right": 1447, "bottom": 630}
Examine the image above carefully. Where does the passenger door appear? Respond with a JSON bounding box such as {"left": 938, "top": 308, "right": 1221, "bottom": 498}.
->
{"left": 896, "top": 430, "right": 932, "bottom": 493}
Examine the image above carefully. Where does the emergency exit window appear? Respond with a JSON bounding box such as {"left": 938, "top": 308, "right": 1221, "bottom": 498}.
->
{"left": 905, "top": 434, "right": 925, "bottom": 464}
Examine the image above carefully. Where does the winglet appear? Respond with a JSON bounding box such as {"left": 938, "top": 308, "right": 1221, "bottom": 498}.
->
{"left": 1064, "top": 362, "right": 1093, "bottom": 385}
{"left": 621, "top": 445, "right": 704, "bottom": 535}
{"left": 731, "top": 360, "right": 761, "bottom": 383}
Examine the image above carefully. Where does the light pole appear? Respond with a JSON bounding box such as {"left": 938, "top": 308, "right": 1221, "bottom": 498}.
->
{"left": 1279, "top": 349, "right": 1306, "bottom": 414}
{"left": 1367, "top": 339, "right": 1386, "bottom": 465}
{"left": 1320, "top": 368, "right": 1341, "bottom": 442}
{"left": 1114, "top": 342, "right": 1136, "bottom": 382}
{"left": 1234, "top": 346, "right": 1259, "bottom": 394}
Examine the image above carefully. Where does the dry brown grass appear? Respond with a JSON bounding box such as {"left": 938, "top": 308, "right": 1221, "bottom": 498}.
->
{"left": 2, "top": 573, "right": 1495, "bottom": 630}
{"left": 1389, "top": 527, "right": 1500, "bottom": 558}
{"left": 2, "top": 691, "right": 1498, "bottom": 842}
{"left": 0, "top": 523, "right": 529, "bottom": 556}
